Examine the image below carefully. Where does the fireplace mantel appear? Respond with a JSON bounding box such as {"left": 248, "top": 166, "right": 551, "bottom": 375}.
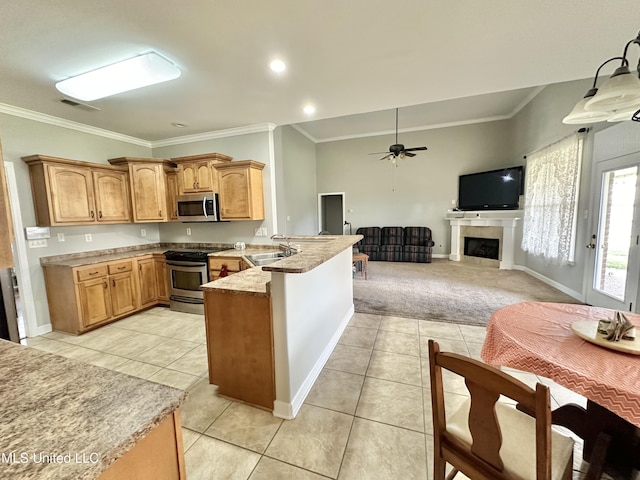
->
{"left": 446, "top": 210, "right": 522, "bottom": 269}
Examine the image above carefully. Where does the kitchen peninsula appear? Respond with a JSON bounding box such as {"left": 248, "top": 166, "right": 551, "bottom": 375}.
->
{"left": 202, "top": 234, "right": 362, "bottom": 419}
{"left": 0, "top": 339, "right": 186, "bottom": 480}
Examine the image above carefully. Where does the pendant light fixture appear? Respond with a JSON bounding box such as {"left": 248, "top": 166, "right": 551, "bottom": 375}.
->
{"left": 563, "top": 31, "right": 640, "bottom": 124}
{"left": 56, "top": 52, "right": 181, "bottom": 101}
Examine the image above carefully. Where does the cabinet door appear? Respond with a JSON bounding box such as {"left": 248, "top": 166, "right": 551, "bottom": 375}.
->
{"left": 110, "top": 271, "right": 138, "bottom": 317}
{"left": 130, "top": 164, "right": 167, "bottom": 222}
{"left": 137, "top": 257, "right": 157, "bottom": 308}
{"left": 154, "top": 256, "right": 170, "bottom": 303}
{"left": 77, "top": 277, "right": 111, "bottom": 327}
{"left": 93, "top": 170, "right": 131, "bottom": 223}
{"left": 179, "top": 162, "right": 213, "bottom": 193}
{"left": 47, "top": 164, "right": 96, "bottom": 223}
{"left": 166, "top": 172, "right": 179, "bottom": 221}
{"left": 218, "top": 168, "right": 251, "bottom": 220}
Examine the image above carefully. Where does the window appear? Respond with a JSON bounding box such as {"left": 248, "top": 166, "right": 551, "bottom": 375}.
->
{"left": 521, "top": 134, "right": 583, "bottom": 265}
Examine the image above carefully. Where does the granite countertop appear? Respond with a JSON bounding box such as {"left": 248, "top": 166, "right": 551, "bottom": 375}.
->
{"left": 0, "top": 340, "right": 186, "bottom": 480}
{"left": 202, "top": 235, "right": 362, "bottom": 295}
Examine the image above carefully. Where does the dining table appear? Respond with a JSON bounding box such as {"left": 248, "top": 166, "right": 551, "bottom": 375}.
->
{"left": 481, "top": 301, "right": 640, "bottom": 479}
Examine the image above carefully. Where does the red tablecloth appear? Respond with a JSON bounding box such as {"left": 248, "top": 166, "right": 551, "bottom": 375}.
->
{"left": 481, "top": 302, "right": 640, "bottom": 428}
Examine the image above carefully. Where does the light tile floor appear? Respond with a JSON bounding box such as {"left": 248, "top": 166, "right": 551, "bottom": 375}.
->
{"left": 25, "top": 307, "right": 628, "bottom": 480}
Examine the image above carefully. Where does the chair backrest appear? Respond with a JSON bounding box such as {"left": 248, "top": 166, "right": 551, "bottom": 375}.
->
{"left": 428, "top": 339, "right": 554, "bottom": 480}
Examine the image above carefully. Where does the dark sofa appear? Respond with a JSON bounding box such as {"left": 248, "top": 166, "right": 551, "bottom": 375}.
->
{"left": 355, "top": 226, "right": 435, "bottom": 263}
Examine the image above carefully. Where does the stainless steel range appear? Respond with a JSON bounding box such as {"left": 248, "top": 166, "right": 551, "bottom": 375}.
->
{"left": 164, "top": 248, "right": 227, "bottom": 314}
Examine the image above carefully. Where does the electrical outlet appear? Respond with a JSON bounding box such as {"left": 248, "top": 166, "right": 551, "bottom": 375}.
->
{"left": 261, "top": 227, "right": 268, "bottom": 236}
{"left": 140, "top": 228, "right": 146, "bottom": 237}
{"left": 254, "top": 227, "right": 263, "bottom": 237}
{"left": 28, "top": 239, "right": 47, "bottom": 248}
{"left": 57, "top": 233, "right": 65, "bottom": 242}
{"left": 85, "top": 234, "right": 92, "bottom": 242}
{"left": 186, "top": 227, "right": 192, "bottom": 236}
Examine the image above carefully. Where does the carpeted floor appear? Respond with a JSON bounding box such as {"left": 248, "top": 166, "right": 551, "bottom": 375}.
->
{"left": 353, "top": 259, "right": 581, "bottom": 327}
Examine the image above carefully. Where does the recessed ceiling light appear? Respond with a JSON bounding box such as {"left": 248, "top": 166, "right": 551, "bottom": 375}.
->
{"left": 55, "top": 52, "right": 181, "bottom": 101}
{"left": 303, "top": 105, "right": 316, "bottom": 115}
{"left": 171, "top": 122, "right": 187, "bottom": 128}
{"left": 270, "top": 59, "right": 286, "bottom": 73}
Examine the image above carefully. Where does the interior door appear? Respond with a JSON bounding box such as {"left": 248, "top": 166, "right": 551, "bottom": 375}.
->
{"left": 318, "top": 193, "right": 345, "bottom": 234}
{"left": 585, "top": 154, "right": 640, "bottom": 311}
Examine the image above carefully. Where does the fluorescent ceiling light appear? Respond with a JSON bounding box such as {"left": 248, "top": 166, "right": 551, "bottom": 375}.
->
{"left": 55, "top": 52, "right": 181, "bottom": 101}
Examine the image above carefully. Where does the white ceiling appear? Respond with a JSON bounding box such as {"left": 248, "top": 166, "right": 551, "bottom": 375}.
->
{"left": 0, "top": 1, "right": 638, "bottom": 142}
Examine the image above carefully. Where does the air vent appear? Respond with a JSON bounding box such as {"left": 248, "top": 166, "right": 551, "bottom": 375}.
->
{"left": 59, "top": 98, "right": 100, "bottom": 111}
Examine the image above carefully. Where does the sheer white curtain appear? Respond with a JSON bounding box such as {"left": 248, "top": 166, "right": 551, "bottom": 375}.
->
{"left": 521, "top": 134, "right": 583, "bottom": 265}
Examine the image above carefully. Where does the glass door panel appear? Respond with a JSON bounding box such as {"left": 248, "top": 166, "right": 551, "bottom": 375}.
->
{"left": 593, "top": 166, "right": 637, "bottom": 300}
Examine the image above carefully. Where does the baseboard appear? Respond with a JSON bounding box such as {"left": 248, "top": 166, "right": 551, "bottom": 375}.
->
{"left": 35, "top": 323, "right": 53, "bottom": 337}
{"left": 513, "top": 265, "right": 585, "bottom": 302}
{"left": 272, "top": 304, "right": 354, "bottom": 420}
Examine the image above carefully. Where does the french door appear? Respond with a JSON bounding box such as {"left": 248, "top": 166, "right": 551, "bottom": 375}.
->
{"left": 585, "top": 154, "right": 640, "bottom": 311}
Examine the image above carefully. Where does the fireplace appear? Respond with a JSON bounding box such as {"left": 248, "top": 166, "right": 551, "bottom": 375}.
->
{"left": 446, "top": 211, "right": 521, "bottom": 269}
{"left": 464, "top": 237, "right": 499, "bottom": 260}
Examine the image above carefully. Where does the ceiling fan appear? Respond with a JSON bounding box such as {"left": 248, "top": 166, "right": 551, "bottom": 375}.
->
{"left": 369, "top": 108, "right": 427, "bottom": 162}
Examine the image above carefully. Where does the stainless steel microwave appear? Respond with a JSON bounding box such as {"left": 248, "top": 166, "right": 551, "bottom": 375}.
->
{"left": 176, "top": 193, "right": 220, "bottom": 222}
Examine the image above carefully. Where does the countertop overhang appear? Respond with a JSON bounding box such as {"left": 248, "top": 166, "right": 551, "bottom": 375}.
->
{"left": 0, "top": 340, "right": 186, "bottom": 480}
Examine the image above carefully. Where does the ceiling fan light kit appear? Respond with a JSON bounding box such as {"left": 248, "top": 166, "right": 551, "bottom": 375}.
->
{"left": 55, "top": 51, "right": 181, "bottom": 101}
{"left": 369, "top": 108, "right": 427, "bottom": 163}
{"left": 563, "top": 31, "right": 640, "bottom": 125}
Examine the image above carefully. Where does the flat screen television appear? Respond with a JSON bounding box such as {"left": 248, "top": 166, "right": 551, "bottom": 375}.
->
{"left": 457, "top": 166, "right": 524, "bottom": 211}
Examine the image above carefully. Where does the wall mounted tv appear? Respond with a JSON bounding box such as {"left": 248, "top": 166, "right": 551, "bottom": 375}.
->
{"left": 457, "top": 166, "right": 524, "bottom": 211}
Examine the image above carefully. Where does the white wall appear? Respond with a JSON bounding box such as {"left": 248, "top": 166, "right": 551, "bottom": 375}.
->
{"left": 315, "top": 120, "right": 515, "bottom": 257}
{"left": 277, "top": 126, "right": 318, "bottom": 235}
{"left": 510, "top": 78, "right": 610, "bottom": 294}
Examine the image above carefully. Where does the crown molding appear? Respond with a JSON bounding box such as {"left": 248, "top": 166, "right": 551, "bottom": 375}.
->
{"left": 288, "top": 123, "right": 318, "bottom": 143}
{"left": 151, "top": 123, "right": 278, "bottom": 148}
{"left": 0, "top": 102, "right": 152, "bottom": 147}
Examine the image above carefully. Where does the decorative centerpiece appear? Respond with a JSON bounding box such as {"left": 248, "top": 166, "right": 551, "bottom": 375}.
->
{"left": 597, "top": 311, "right": 635, "bottom": 342}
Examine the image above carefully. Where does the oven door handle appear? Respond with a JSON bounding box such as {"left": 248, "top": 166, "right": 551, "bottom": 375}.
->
{"left": 203, "top": 196, "right": 208, "bottom": 219}
{"left": 166, "top": 260, "right": 208, "bottom": 268}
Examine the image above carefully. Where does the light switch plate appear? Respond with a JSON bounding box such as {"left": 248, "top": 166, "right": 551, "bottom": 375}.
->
{"left": 28, "top": 239, "right": 47, "bottom": 248}
{"left": 85, "top": 234, "right": 92, "bottom": 242}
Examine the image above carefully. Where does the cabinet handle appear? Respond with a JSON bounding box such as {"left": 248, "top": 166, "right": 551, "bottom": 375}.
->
{"left": 193, "top": 182, "right": 196, "bottom": 189}
{"left": 98, "top": 211, "right": 103, "bottom": 219}
{"left": 112, "top": 279, "right": 115, "bottom": 287}
{"left": 138, "top": 264, "right": 142, "bottom": 271}
{"left": 89, "top": 271, "right": 100, "bottom": 276}
{"left": 117, "top": 266, "right": 126, "bottom": 270}
{"left": 90, "top": 211, "right": 95, "bottom": 219}
{"left": 159, "top": 210, "right": 162, "bottom": 217}
{"left": 103, "top": 281, "right": 108, "bottom": 289}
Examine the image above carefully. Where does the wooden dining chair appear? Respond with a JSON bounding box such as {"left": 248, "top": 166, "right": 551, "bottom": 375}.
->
{"left": 428, "top": 339, "right": 575, "bottom": 480}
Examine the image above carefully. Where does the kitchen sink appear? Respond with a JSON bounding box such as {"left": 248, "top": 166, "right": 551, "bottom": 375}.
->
{"left": 246, "top": 251, "right": 296, "bottom": 266}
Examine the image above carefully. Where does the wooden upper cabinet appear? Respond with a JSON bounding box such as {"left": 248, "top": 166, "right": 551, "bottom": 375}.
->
{"left": 108, "top": 157, "right": 177, "bottom": 223}
{"left": 22, "top": 155, "right": 131, "bottom": 226}
{"left": 216, "top": 160, "right": 265, "bottom": 220}
{"left": 93, "top": 168, "right": 131, "bottom": 223}
{"left": 165, "top": 171, "right": 179, "bottom": 221}
{"left": 171, "top": 153, "right": 232, "bottom": 195}
{"left": 47, "top": 164, "right": 96, "bottom": 223}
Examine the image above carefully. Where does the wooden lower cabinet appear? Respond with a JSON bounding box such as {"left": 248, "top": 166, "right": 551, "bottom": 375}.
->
{"left": 208, "top": 256, "right": 245, "bottom": 281}
{"left": 137, "top": 256, "right": 158, "bottom": 309}
{"left": 98, "top": 410, "right": 186, "bottom": 480}
{"left": 43, "top": 255, "right": 170, "bottom": 335}
{"left": 77, "top": 275, "right": 112, "bottom": 328}
{"left": 204, "top": 290, "right": 274, "bottom": 409}
{"left": 154, "top": 254, "right": 170, "bottom": 304}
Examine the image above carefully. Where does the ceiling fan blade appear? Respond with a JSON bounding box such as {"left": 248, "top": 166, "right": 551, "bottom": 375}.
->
{"left": 403, "top": 146, "right": 428, "bottom": 152}
{"left": 379, "top": 154, "right": 393, "bottom": 161}
{"left": 403, "top": 152, "right": 416, "bottom": 157}
{"left": 369, "top": 151, "right": 390, "bottom": 155}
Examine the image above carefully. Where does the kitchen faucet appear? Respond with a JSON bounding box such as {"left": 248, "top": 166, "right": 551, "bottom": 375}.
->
{"left": 271, "top": 234, "right": 295, "bottom": 256}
